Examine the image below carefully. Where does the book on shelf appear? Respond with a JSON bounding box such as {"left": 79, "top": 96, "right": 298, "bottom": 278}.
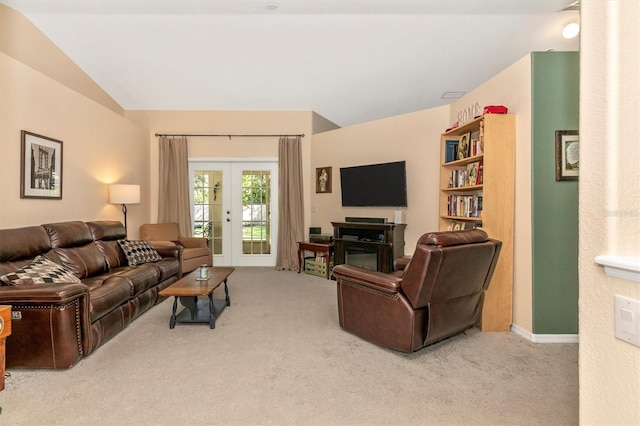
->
{"left": 469, "top": 130, "right": 482, "bottom": 156}
{"left": 445, "top": 139, "right": 459, "bottom": 163}
{"left": 447, "top": 159, "right": 483, "bottom": 188}
{"left": 446, "top": 194, "right": 483, "bottom": 218}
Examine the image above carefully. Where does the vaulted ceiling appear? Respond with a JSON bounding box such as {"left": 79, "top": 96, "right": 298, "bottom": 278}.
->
{"left": 1, "top": 0, "right": 580, "bottom": 127}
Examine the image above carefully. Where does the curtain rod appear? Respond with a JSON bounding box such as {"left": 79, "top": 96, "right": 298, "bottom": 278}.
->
{"left": 155, "top": 133, "right": 305, "bottom": 138}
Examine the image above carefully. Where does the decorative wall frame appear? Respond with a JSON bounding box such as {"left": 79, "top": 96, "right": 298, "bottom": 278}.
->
{"left": 20, "top": 130, "right": 63, "bottom": 199}
{"left": 555, "top": 130, "right": 579, "bottom": 181}
{"left": 316, "top": 166, "right": 332, "bottom": 193}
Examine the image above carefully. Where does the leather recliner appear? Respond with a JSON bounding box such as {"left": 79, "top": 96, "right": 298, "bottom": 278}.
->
{"left": 140, "top": 223, "right": 212, "bottom": 275}
{"left": 332, "top": 229, "right": 502, "bottom": 353}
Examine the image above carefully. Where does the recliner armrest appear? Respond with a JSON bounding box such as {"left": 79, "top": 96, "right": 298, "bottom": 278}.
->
{"left": 394, "top": 255, "right": 412, "bottom": 271}
{"left": 333, "top": 265, "right": 401, "bottom": 294}
{"left": 179, "top": 237, "right": 209, "bottom": 249}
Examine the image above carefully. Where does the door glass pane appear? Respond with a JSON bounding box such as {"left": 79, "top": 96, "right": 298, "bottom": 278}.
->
{"left": 241, "top": 170, "right": 271, "bottom": 255}
{"left": 193, "top": 170, "right": 223, "bottom": 255}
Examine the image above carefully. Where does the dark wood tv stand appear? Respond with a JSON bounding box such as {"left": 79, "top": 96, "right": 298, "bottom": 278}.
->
{"left": 332, "top": 221, "right": 406, "bottom": 273}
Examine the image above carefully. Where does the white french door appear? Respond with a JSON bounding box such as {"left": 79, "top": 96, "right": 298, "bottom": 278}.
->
{"left": 189, "top": 160, "right": 278, "bottom": 267}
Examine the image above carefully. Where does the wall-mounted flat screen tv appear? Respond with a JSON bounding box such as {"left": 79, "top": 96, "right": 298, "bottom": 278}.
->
{"left": 340, "top": 161, "right": 408, "bottom": 207}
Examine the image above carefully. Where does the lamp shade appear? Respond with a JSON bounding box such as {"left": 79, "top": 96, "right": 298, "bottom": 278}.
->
{"left": 109, "top": 184, "right": 140, "bottom": 204}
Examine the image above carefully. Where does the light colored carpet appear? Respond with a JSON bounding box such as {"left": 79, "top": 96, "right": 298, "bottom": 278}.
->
{"left": 0, "top": 267, "right": 578, "bottom": 425}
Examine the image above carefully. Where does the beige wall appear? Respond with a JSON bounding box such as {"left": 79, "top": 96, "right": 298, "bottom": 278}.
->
{"left": 310, "top": 106, "right": 449, "bottom": 251}
{"left": 579, "top": 1, "right": 640, "bottom": 424}
{"left": 0, "top": 49, "right": 149, "bottom": 236}
{"left": 0, "top": 4, "right": 123, "bottom": 117}
{"left": 449, "top": 56, "right": 534, "bottom": 332}
{"left": 125, "top": 110, "right": 315, "bottom": 231}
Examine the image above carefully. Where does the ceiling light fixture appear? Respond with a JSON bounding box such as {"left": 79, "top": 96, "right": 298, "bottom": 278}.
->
{"left": 265, "top": 1, "right": 279, "bottom": 11}
{"left": 441, "top": 91, "right": 466, "bottom": 100}
{"left": 562, "top": 22, "right": 580, "bottom": 39}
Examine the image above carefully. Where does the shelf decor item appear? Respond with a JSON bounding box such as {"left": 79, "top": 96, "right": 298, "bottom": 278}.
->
{"left": 555, "top": 130, "right": 579, "bottom": 181}
{"left": 20, "top": 130, "right": 63, "bottom": 199}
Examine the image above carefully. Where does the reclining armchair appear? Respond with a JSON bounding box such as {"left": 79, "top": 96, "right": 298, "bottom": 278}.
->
{"left": 332, "top": 229, "right": 501, "bottom": 353}
{"left": 140, "top": 223, "right": 211, "bottom": 275}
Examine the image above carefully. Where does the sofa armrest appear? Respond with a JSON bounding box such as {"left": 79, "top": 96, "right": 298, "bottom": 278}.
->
{"left": 332, "top": 264, "right": 402, "bottom": 294}
{"left": 179, "top": 237, "right": 209, "bottom": 249}
{"left": 0, "top": 282, "right": 88, "bottom": 304}
{"left": 0, "top": 283, "right": 91, "bottom": 369}
{"left": 153, "top": 245, "right": 182, "bottom": 260}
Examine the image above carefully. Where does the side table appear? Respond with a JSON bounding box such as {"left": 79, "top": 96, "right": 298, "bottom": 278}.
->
{"left": 297, "top": 241, "right": 334, "bottom": 280}
{"left": 0, "top": 305, "right": 11, "bottom": 391}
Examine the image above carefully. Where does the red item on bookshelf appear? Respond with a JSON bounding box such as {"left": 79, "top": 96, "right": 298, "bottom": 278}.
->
{"left": 445, "top": 122, "right": 459, "bottom": 132}
{"left": 483, "top": 105, "right": 508, "bottom": 114}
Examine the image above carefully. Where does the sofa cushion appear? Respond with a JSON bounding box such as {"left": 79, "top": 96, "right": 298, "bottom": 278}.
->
{"left": 54, "top": 244, "right": 108, "bottom": 279}
{"left": 117, "top": 240, "right": 162, "bottom": 266}
{"left": 150, "top": 258, "right": 181, "bottom": 282}
{"left": 0, "top": 226, "right": 52, "bottom": 262}
{"left": 43, "top": 221, "right": 94, "bottom": 248}
{"left": 88, "top": 276, "right": 135, "bottom": 322}
{"left": 111, "top": 265, "right": 160, "bottom": 297}
{"left": 0, "top": 255, "right": 81, "bottom": 285}
{"left": 94, "top": 240, "right": 128, "bottom": 269}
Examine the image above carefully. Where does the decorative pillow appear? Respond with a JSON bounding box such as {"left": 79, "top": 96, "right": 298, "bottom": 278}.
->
{"left": 0, "top": 256, "right": 81, "bottom": 285}
{"left": 117, "top": 239, "right": 162, "bottom": 266}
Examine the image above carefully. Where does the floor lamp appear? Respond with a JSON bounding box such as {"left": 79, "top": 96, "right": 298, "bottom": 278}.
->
{"left": 109, "top": 184, "right": 140, "bottom": 235}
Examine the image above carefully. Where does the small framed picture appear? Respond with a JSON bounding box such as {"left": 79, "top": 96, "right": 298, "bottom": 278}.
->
{"left": 555, "top": 130, "right": 579, "bottom": 181}
{"left": 458, "top": 132, "right": 471, "bottom": 160}
{"left": 316, "top": 167, "right": 332, "bottom": 193}
{"left": 20, "top": 130, "right": 63, "bottom": 199}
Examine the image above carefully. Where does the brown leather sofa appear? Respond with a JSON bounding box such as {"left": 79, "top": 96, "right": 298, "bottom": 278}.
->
{"left": 333, "top": 229, "right": 501, "bottom": 352}
{"left": 140, "top": 222, "right": 211, "bottom": 274}
{"left": 0, "top": 221, "right": 180, "bottom": 369}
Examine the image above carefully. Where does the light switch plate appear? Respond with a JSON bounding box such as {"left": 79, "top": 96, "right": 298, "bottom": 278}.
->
{"left": 615, "top": 295, "right": 640, "bottom": 347}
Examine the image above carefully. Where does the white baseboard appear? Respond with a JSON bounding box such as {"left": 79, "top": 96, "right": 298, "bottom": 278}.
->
{"left": 510, "top": 324, "right": 579, "bottom": 343}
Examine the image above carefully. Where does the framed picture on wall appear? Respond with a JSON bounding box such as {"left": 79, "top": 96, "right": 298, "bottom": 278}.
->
{"left": 316, "top": 167, "right": 332, "bottom": 193}
{"left": 20, "top": 130, "right": 63, "bottom": 199}
{"left": 555, "top": 130, "right": 579, "bottom": 181}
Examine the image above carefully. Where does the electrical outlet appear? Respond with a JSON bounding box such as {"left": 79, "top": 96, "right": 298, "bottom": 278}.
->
{"left": 615, "top": 295, "right": 640, "bottom": 347}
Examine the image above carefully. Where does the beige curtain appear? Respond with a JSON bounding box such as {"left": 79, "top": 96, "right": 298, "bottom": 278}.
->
{"left": 158, "top": 136, "right": 192, "bottom": 236}
{"left": 276, "top": 136, "right": 304, "bottom": 271}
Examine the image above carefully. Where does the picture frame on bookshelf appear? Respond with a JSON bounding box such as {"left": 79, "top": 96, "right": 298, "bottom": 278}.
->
{"left": 458, "top": 132, "right": 471, "bottom": 160}
{"left": 20, "top": 130, "right": 63, "bottom": 199}
{"left": 555, "top": 130, "right": 579, "bottom": 181}
{"left": 466, "top": 161, "right": 480, "bottom": 186}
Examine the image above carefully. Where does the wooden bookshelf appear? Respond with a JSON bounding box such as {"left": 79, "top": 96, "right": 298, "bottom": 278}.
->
{"left": 439, "top": 114, "right": 515, "bottom": 331}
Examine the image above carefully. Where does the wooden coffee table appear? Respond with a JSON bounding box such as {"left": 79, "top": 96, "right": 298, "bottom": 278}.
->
{"left": 158, "top": 267, "right": 233, "bottom": 329}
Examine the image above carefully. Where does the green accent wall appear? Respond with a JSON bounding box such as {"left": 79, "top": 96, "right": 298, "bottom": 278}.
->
{"left": 531, "top": 51, "right": 580, "bottom": 334}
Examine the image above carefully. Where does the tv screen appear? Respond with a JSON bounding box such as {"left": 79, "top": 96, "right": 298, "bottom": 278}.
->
{"left": 340, "top": 161, "right": 408, "bottom": 207}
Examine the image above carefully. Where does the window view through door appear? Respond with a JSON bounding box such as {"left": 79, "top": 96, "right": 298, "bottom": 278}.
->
{"left": 192, "top": 170, "right": 223, "bottom": 254}
{"left": 190, "top": 161, "right": 277, "bottom": 266}
{"left": 241, "top": 170, "right": 271, "bottom": 255}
